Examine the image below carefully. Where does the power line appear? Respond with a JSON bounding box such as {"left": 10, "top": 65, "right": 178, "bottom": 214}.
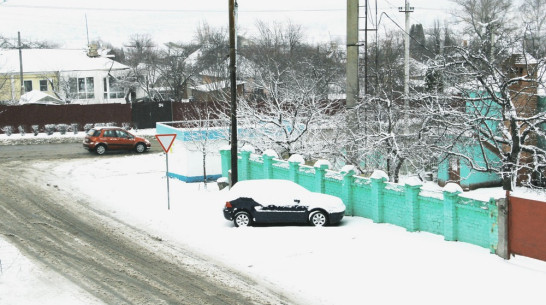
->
{"left": 2, "top": 4, "right": 344, "bottom": 13}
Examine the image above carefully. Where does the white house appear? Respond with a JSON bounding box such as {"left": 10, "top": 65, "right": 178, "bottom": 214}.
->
{"left": 0, "top": 47, "right": 134, "bottom": 104}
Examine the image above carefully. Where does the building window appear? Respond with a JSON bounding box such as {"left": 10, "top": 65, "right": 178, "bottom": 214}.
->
{"left": 69, "top": 77, "right": 94, "bottom": 99}
{"left": 40, "top": 80, "right": 48, "bottom": 91}
{"left": 23, "top": 80, "right": 32, "bottom": 92}
{"left": 103, "top": 76, "right": 125, "bottom": 99}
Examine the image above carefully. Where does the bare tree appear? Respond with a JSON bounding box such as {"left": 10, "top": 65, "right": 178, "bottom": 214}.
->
{"left": 232, "top": 21, "right": 343, "bottom": 158}
{"left": 157, "top": 42, "right": 200, "bottom": 101}
{"left": 519, "top": 0, "right": 546, "bottom": 58}
{"left": 424, "top": 46, "right": 546, "bottom": 189}
{"left": 124, "top": 34, "right": 162, "bottom": 101}
{"left": 451, "top": 0, "right": 514, "bottom": 59}
{"left": 183, "top": 103, "right": 227, "bottom": 186}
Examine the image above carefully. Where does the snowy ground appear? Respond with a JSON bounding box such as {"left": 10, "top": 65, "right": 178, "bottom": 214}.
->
{"left": 1, "top": 150, "right": 546, "bottom": 305}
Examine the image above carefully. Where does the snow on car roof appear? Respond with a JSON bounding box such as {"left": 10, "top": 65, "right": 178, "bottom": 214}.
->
{"left": 228, "top": 179, "right": 306, "bottom": 201}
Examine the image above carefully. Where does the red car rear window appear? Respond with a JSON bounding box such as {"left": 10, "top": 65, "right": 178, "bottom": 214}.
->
{"left": 87, "top": 129, "right": 101, "bottom": 137}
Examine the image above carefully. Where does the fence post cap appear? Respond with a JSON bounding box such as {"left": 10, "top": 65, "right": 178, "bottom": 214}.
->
{"left": 288, "top": 154, "right": 305, "bottom": 164}
{"left": 340, "top": 165, "right": 356, "bottom": 175}
{"left": 443, "top": 183, "right": 463, "bottom": 194}
{"left": 314, "top": 159, "right": 331, "bottom": 169}
{"left": 370, "top": 170, "right": 388, "bottom": 181}
{"left": 403, "top": 176, "right": 423, "bottom": 187}
{"left": 262, "top": 149, "right": 278, "bottom": 158}
{"left": 241, "top": 144, "right": 255, "bottom": 153}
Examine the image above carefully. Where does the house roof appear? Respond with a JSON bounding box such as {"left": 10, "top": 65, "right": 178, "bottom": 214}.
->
{"left": 510, "top": 53, "right": 538, "bottom": 65}
{"left": 190, "top": 80, "right": 245, "bottom": 92}
{"left": 19, "top": 90, "right": 65, "bottom": 105}
{"left": 0, "top": 48, "right": 129, "bottom": 74}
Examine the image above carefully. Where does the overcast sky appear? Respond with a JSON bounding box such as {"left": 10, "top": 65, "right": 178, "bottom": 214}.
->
{"left": 0, "top": 0, "right": 458, "bottom": 48}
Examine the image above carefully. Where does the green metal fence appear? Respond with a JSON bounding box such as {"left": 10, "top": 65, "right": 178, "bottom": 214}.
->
{"left": 221, "top": 149, "right": 499, "bottom": 252}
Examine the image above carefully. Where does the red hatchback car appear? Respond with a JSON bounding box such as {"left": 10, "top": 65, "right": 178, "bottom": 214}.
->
{"left": 83, "top": 127, "right": 151, "bottom": 155}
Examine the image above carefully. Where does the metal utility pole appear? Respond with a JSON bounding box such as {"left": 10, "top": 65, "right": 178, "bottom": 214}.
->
{"left": 229, "top": 0, "right": 238, "bottom": 185}
{"left": 363, "top": 0, "right": 368, "bottom": 96}
{"left": 359, "top": 0, "right": 378, "bottom": 97}
{"left": 18, "top": 31, "right": 24, "bottom": 97}
{"left": 399, "top": 0, "right": 413, "bottom": 131}
{"left": 346, "top": 0, "right": 359, "bottom": 110}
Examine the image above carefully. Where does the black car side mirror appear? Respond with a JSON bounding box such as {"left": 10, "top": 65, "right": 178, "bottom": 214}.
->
{"left": 294, "top": 199, "right": 300, "bottom": 204}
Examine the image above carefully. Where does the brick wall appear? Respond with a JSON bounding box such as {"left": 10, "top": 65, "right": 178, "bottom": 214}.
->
{"left": 222, "top": 148, "right": 500, "bottom": 254}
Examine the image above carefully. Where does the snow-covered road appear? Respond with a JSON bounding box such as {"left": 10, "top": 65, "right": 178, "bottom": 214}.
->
{"left": 2, "top": 152, "right": 546, "bottom": 305}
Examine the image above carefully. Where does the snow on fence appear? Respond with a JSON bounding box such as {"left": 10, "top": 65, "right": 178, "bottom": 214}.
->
{"left": 220, "top": 148, "right": 500, "bottom": 254}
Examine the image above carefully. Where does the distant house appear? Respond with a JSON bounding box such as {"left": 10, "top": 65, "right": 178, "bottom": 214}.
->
{"left": 0, "top": 47, "right": 133, "bottom": 104}
{"left": 438, "top": 53, "right": 546, "bottom": 189}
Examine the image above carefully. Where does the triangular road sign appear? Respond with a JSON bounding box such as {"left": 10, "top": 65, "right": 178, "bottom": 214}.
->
{"left": 155, "top": 134, "right": 177, "bottom": 153}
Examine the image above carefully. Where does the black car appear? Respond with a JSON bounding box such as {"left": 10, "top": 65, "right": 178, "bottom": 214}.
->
{"left": 223, "top": 179, "right": 346, "bottom": 227}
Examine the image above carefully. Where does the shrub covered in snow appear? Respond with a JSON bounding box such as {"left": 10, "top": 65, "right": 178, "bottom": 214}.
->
{"left": 18, "top": 125, "right": 25, "bottom": 136}
{"left": 70, "top": 123, "right": 79, "bottom": 134}
{"left": 32, "top": 125, "right": 39, "bottom": 136}
{"left": 2, "top": 125, "right": 13, "bottom": 136}
{"left": 83, "top": 123, "right": 93, "bottom": 133}
{"left": 56, "top": 124, "right": 68, "bottom": 135}
{"left": 44, "top": 124, "right": 56, "bottom": 135}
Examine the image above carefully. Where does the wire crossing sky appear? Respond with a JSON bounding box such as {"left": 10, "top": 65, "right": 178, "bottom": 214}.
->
{"left": 0, "top": 0, "right": 456, "bottom": 48}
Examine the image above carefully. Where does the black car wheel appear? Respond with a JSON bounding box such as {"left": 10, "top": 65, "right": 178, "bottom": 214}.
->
{"left": 135, "top": 143, "right": 146, "bottom": 153}
{"left": 95, "top": 144, "right": 107, "bottom": 155}
{"left": 309, "top": 211, "right": 327, "bottom": 226}
{"left": 234, "top": 211, "right": 251, "bottom": 227}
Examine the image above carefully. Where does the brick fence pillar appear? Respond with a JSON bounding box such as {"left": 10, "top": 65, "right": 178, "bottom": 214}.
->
{"left": 315, "top": 164, "right": 328, "bottom": 193}
{"left": 289, "top": 161, "right": 300, "bottom": 184}
{"left": 220, "top": 148, "right": 231, "bottom": 178}
{"left": 443, "top": 185, "right": 461, "bottom": 241}
{"left": 405, "top": 183, "right": 422, "bottom": 232}
{"left": 240, "top": 151, "right": 250, "bottom": 181}
{"left": 263, "top": 154, "right": 273, "bottom": 179}
{"left": 371, "top": 177, "right": 387, "bottom": 223}
{"left": 342, "top": 168, "right": 355, "bottom": 216}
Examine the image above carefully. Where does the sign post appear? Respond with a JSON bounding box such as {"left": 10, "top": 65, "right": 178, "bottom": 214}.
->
{"left": 155, "top": 134, "right": 177, "bottom": 210}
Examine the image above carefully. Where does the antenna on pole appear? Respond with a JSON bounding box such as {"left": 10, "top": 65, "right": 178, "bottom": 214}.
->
{"left": 399, "top": 0, "right": 414, "bottom": 133}
{"left": 85, "top": 13, "right": 90, "bottom": 46}
{"left": 18, "top": 31, "right": 24, "bottom": 97}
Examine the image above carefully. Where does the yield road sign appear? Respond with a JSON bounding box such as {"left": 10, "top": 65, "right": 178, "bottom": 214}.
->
{"left": 155, "top": 134, "right": 177, "bottom": 153}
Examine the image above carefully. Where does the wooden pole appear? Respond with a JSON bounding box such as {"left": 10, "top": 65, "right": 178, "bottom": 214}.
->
{"left": 229, "top": 0, "right": 238, "bottom": 185}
